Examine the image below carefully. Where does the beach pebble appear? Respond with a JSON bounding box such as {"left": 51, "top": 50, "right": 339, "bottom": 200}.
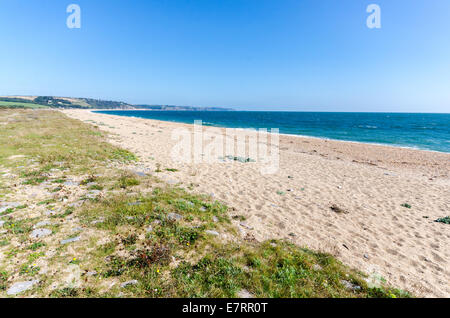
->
{"left": 121, "top": 280, "right": 138, "bottom": 288}
{"left": 167, "top": 213, "right": 183, "bottom": 221}
{"left": 240, "top": 222, "right": 253, "bottom": 230}
{"left": 127, "top": 201, "right": 142, "bottom": 206}
{"left": 34, "top": 221, "right": 52, "bottom": 229}
{"left": 30, "top": 228, "right": 52, "bottom": 239}
{"left": 86, "top": 271, "right": 98, "bottom": 277}
{"left": 205, "top": 230, "right": 220, "bottom": 236}
{"left": 63, "top": 181, "right": 79, "bottom": 187}
{"left": 7, "top": 280, "right": 39, "bottom": 295}
{"left": 237, "top": 289, "right": 254, "bottom": 298}
{"left": 90, "top": 219, "right": 104, "bottom": 225}
{"left": 341, "top": 280, "right": 361, "bottom": 292}
{"left": 133, "top": 171, "right": 147, "bottom": 177}
{"left": 60, "top": 236, "right": 81, "bottom": 245}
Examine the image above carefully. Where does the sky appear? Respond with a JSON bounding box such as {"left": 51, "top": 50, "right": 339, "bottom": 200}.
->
{"left": 0, "top": 0, "right": 449, "bottom": 112}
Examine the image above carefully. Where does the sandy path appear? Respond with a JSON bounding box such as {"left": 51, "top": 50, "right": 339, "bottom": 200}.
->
{"left": 63, "top": 109, "right": 450, "bottom": 297}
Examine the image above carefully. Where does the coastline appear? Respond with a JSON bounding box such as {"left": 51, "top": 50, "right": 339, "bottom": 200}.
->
{"left": 63, "top": 109, "right": 450, "bottom": 297}
{"left": 91, "top": 109, "right": 450, "bottom": 155}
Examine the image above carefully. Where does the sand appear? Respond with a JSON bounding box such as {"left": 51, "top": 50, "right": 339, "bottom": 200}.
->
{"left": 63, "top": 109, "right": 450, "bottom": 297}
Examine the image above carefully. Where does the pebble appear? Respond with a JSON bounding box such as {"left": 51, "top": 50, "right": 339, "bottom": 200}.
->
{"left": 205, "top": 230, "right": 220, "bottom": 236}
{"left": 7, "top": 280, "right": 39, "bottom": 295}
{"left": 212, "top": 216, "right": 219, "bottom": 222}
{"left": 60, "top": 236, "right": 81, "bottom": 245}
{"left": 167, "top": 213, "right": 183, "bottom": 221}
{"left": 0, "top": 220, "right": 5, "bottom": 227}
{"left": 341, "top": 280, "right": 361, "bottom": 292}
{"left": 364, "top": 253, "right": 369, "bottom": 259}
{"left": 240, "top": 222, "right": 253, "bottom": 230}
{"left": 34, "top": 221, "right": 52, "bottom": 229}
{"left": 91, "top": 218, "right": 104, "bottom": 225}
{"left": 237, "top": 289, "right": 254, "bottom": 298}
{"left": 146, "top": 225, "right": 153, "bottom": 233}
{"left": 86, "top": 271, "right": 98, "bottom": 277}
{"left": 30, "top": 228, "right": 52, "bottom": 239}
{"left": 127, "top": 201, "right": 142, "bottom": 206}
{"left": 120, "top": 280, "right": 138, "bottom": 288}
{"left": 133, "top": 171, "right": 146, "bottom": 177}
{"left": 63, "top": 181, "right": 79, "bottom": 187}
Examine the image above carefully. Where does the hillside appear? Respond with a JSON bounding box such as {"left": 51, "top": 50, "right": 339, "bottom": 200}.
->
{"left": 0, "top": 96, "right": 233, "bottom": 111}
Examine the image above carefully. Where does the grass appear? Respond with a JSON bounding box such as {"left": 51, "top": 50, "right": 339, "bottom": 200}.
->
{"left": 0, "top": 110, "right": 411, "bottom": 298}
{"left": 435, "top": 216, "right": 450, "bottom": 224}
{"left": 0, "top": 101, "right": 48, "bottom": 109}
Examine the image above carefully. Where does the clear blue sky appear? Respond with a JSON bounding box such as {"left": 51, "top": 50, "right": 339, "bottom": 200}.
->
{"left": 1, "top": 0, "right": 449, "bottom": 112}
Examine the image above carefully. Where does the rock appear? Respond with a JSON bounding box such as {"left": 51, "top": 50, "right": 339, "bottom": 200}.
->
{"left": 44, "top": 209, "right": 58, "bottom": 216}
{"left": 121, "top": 280, "right": 138, "bottom": 288}
{"left": 313, "top": 264, "right": 322, "bottom": 271}
{"left": 0, "top": 220, "right": 5, "bottom": 227}
{"left": 86, "top": 190, "right": 101, "bottom": 199}
{"left": 237, "top": 289, "right": 254, "bottom": 298}
{"left": 205, "top": 230, "right": 219, "bottom": 236}
{"left": 288, "top": 232, "right": 297, "bottom": 237}
{"left": 127, "top": 201, "right": 142, "bottom": 206}
{"left": 167, "top": 213, "right": 183, "bottom": 221}
{"left": 85, "top": 271, "right": 98, "bottom": 277}
{"left": 7, "top": 280, "right": 39, "bottom": 295}
{"left": 200, "top": 207, "right": 207, "bottom": 212}
{"left": 152, "top": 220, "right": 161, "bottom": 225}
{"left": 90, "top": 218, "right": 104, "bottom": 225}
{"left": 30, "top": 228, "right": 52, "bottom": 239}
{"left": 363, "top": 253, "right": 369, "bottom": 259}
{"left": 341, "top": 280, "right": 361, "bottom": 292}
{"left": 133, "top": 171, "right": 146, "bottom": 177}
{"left": 34, "top": 221, "right": 52, "bottom": 229}
{"left": 63, "top": 181, "right": 79, "bottom": 187}
{"left": 86, "top": 182, "right": 97, "bottom": 187}
{"left": 60, "top": 236, "right": 81, "bottom": 245}
{"left": 212, "top": 216, "right": 219, "bottom": 222}
{"left": 0, "top": 202, "right": 21, "bottom": 213}
{"left": 240, "top": 222, "right": 253, "bottom": 230}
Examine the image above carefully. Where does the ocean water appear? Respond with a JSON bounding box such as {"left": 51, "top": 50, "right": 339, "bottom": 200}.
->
{"left": 95, "top": 111, "right": 450, "bottom": 153}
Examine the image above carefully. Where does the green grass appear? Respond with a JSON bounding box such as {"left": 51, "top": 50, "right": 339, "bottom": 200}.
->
{"left": 0, "top": 109, "right": 137, "bottom": 175}
{"left": 0, "top": 101, "right": 48, "bottom": 109}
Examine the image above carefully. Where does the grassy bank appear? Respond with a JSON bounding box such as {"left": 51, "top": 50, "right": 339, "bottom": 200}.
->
{"left": 0, "top": 109, "right": 410, "bottom": 298}
{"left": 0, "top": 101, "right": 48, "bottom": 109}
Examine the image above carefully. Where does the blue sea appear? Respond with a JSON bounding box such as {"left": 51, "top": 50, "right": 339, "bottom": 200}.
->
{"left": 95, "top": 111, "right": 450, "bottom": 153}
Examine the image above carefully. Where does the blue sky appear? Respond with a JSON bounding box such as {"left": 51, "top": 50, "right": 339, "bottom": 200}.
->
{"left": 0, "top": 0, "right": 449, "bottom": 112}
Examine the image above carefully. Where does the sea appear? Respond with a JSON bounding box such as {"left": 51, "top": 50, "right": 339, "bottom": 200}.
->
{"left": 94, "top": 111, "right": 450, "bottom": 153}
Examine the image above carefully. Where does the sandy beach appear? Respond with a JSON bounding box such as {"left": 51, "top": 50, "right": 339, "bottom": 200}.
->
{"left": 63, "top": 109, "right": 450, "bottom": 297}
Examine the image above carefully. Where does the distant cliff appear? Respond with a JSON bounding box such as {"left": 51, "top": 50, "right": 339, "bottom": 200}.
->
{"left": 0, "top": 96, "right": 234, "bottom": 111}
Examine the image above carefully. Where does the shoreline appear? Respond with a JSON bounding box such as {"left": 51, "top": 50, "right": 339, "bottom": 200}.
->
{"left": 63, "top": 109, "right": 450, "bottom": 297}
{"left": 90, "top": 109, "right": 450, "bottom": 155}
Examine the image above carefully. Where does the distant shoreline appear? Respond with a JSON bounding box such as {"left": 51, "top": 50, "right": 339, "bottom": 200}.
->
{"left": 91, "top": 109, "right": 450, "bottom": 154}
